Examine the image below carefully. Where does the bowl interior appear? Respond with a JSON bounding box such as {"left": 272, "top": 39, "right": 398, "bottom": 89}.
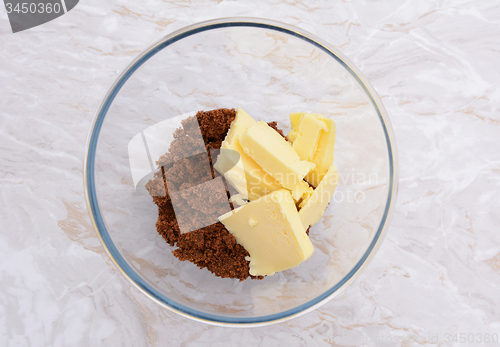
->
{"left": 89, "top": 20, "right": 394, "bottom": 324}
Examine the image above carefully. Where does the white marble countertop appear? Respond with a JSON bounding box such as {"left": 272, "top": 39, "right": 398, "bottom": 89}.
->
{"left": 1, "top": 1, "right": 500, "bottom": 346}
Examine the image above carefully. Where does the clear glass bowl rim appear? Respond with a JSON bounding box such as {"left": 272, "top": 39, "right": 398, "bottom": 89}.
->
{"left": 83, "top": 17, "right": 399, "bottom": 327}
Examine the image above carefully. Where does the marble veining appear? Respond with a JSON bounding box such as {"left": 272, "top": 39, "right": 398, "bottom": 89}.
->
{"left": 1, "top": 1, "right": 500, "bottom": 346}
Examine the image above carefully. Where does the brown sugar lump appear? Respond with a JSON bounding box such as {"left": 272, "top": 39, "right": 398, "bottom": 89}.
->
{"left": 169, "top": 177, "right": 232, "bottom": 234}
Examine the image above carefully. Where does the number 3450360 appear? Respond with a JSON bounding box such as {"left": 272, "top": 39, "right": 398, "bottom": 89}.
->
{"left": 5, "top": 2, "right": 62, "bottom": 14}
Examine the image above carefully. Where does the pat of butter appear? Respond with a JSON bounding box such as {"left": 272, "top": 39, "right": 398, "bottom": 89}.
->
{"left": 305, "top": 117, "right": 336, "bottom": 187}
{"left": 299, "top": 164, "right": 339, "bottom": 228}
{"left": 239, "top": 121, "right": 315, "bottom": 191}
{"left": 219, "top": 189, "right": 314, "bottom": 276}
{"left": 214, "top": 108, "right": 282, "bottom": 201}
{"left": 288, "top": 113, "right": 336, "bottom": 187}
{"left": 289, "top": 113, "right": 329, "bottom": 161}
{"left": 287, "top": 112, "right": 306, "bottom": 142}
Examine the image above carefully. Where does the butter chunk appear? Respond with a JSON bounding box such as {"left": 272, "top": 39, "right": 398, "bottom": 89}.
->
{"left": 287, "top": 112, "right": 306, "bottom": 142}
{"left": 239, "top": 121, "right": 315, "bottom": 191}
{"left": 222, "top": 107, "right": 255, "bottom": 147}
{"left": 290, "top": 112, "right": 306, "bottom": 130}
{"left": 312, "top": 117, "right": 336, "bottom": 173}
{"left": 290, "top": 113, "right": 329, "bottom": 161}
{"left": 288, "top": 113, "right": 336, "bottom": 187}
{"left": 306, "top": 117, "right": 336, "bottom": 187}
{"left": 214, "top": 108, "right": 282, "bottom": 201}
{"left": 299, "top": 164, "right": 339, "bottom": 228}
{"left": 219, "top": 189, "right": 314, "bottom": 276}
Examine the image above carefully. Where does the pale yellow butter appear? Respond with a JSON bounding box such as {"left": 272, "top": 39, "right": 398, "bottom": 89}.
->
{"left": 287, "top": 112, "right": 306, "bottom": 142}
{"left": 311, "top": 117, "right": 336, "bottom": 173}
{"left": 290, "top": 113, "right": 329, "bottom": 161}
{"left": 239, "top": 121, "right": 315, "bottom": 191}
{"left": 214, "top": 108, "right": 282, "bottom": 201}
{"left": 299, "top": 164, "right": 339, "bottom": 228}
{"left": 289, "top": 112, "right": 306, "bottom": 130}
{"left": 288, "top": 113, "right": 336, "bottom": 187}
{"left": 219, "top": 189, "right": 314, "bottom": 276}
{"left": 305, "top": 117, "right": 336, "bottom": 187}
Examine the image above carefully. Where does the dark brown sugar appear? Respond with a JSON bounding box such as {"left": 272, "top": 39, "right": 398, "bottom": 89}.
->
{"left": 145, "top": 108, "right": 309, "bottom": 280}
{"left": 145, "top": 109, "right": 243, "bottom": 280}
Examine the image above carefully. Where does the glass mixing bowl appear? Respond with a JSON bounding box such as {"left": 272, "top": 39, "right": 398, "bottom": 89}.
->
{"left": 84, "top": 18, "right": 398, "bottom": 326}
